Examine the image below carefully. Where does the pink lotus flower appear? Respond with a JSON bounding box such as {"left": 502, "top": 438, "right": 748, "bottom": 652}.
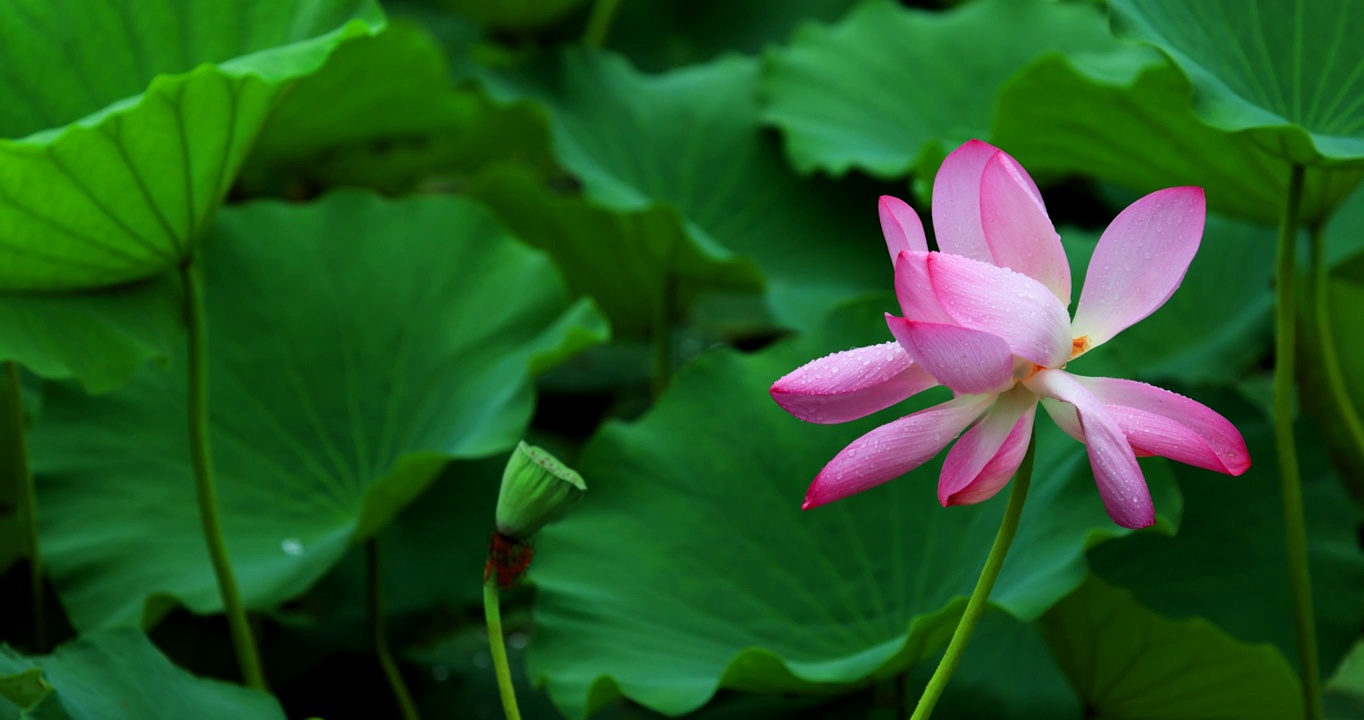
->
{"left": 770, "top": 140, "right": 1249, "bottom": 529}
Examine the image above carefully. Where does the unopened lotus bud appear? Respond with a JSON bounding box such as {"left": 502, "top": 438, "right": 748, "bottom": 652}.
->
{"left": 495, "top": 442, "right": 585, "bottom": 541}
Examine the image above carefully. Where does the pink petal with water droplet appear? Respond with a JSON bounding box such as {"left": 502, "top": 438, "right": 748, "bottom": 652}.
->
{"left": 1075, "top": 375, "right": 1250, "bottom": 475}
{"left": 939, "top": 385, "right": 1036, "bottom": 506}
{"left": 879, "top": 195, "right": 928, "bottom": 264}
{"left": 925, "top": 252, "right": 1072, "bottom": 367}
{"left": 979, "top": 152, "right": 1070, "bottom": 304}
{"left": 894, "top": 251, "right": 955, "bottom": 324}
{"left": 770, "top": 342, "right": 939, "bottom": 424}
{"left": 885, "top": 314, "right": 1013, "bottom": 395}
{"left": 932, "top": 140, "right": 1044, "bottom": 264}
{"left": 1071, "top": 187, "right": 1206, "bottom": 352}
{"left": 803, "top": 393, "right": 993, "bottom": 509}
{"left": 1024, "top": 369, "right": 1154, "bottom": 529}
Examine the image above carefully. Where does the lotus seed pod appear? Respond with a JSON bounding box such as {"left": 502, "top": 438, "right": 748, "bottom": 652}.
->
{"left": 495, "top": 441, "right": 586, "bottom": 540}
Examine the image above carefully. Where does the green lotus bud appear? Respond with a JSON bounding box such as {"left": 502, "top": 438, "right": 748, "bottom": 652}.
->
{"left": 495, "top": 441, "right": 586, "bottom": 540}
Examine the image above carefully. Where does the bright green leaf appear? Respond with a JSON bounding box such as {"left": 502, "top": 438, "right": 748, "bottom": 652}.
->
{"left": 993, "top": 52, "right": 1361, "bottom": 226}
{"left": 467, "top": 165, "right": 764, "bottom": 337}
{"left": 0, "top": 0, "right": 385, "bottom": 291}
{"left": 1090, "top": 392, "right": 1364, "bottom": 678}
{"left": 1041, "top": 576, "right": 1301, "bottom": 720}
{"left": 28, "top": 192, "right": 607, "bottom": 630}
{"left": 761, "top": 0, "right": 1117, "bottom": 179}
{"left": 1110, "top": 0, "right": 1364, "bottom": 166}
{"left": 527, "top": 297, "right": 1180, "bottom": 718}
{"left": 1057, "top": 215, "right": 1275, "bottom": 387}
{"left": 0, "top": 278, "right": 181, "bottom": 393}
{"left": 473, "top": 51, "right": 888, "bottom": 329}
{"left": 0, "top": 630, "right": 283, "bottom": 719}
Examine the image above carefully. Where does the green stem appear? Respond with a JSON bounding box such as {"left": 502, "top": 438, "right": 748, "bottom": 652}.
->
{"left": 4, "top": 361, "right": 44, "bottom": 652}
{"left": 1309, "top": 223, "right": 1364, "bottom": 477}
{"left": 181, "top": 256, "right": 265, "bottom": 691}
{"left": 484, "top": 579, "right": 522, "bottom": 720}
{"left": 1273, "top": 163, "right": 1321, "bottom": 720}
{"left": 368, "top": 539, "right": 420, "bottom": 720}
{"left": 910, "top": 431, "right": 1035, "bottom": 720}
{"left": 583, "top": 0, "right": 622, "bottom": 48}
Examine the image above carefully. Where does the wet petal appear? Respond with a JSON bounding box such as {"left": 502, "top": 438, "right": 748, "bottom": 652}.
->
{"left": 894, "top": 251, "right": 955, "bottom": 324}
{"left": 979, "top": 152, "right": 1070, "bottom": 304}
{"left": 925, "top": 251, "right": 1072, "bottom": 367}
{"left": 771, "top": 342, "right": 940, "bottom": 424}
{"left": 879, "top": 195, "right": 928, "bottom": 263}
{"left": 932, "top": 140, "right": 1044, "bottom": 263}
{"left": 1076, "top": 375, "right": 1250, "bottom": 475}
{"left": 1024, "top": 369, "right": 1154, "bottom": 529}
{"left": 1071, "top": 187, "right": 1206, "bottom": 352}
{"left": 939, "top": 385, "right": 1037, "bottom": 506}
{"left": 885, "top": 315, "right": 1013, "bottom": 395}
{"left": 803, "top": 393, "right": 993, "bottom": 509}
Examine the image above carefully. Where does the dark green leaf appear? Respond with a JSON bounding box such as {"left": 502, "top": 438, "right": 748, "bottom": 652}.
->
{"left": 761, "top": 0, "right": 1117, "bottom": 179}
{"left": 474, "top": 51, "right": 888, "bottom": 329}
{"left": 1041, "top": 576, "right": 1301, "bottom": 720}
{"left": 29, "top": 192, "right": 607, "bottom": 630}
{"left": 0, "top": 630, "right": 283, "bottom": 719}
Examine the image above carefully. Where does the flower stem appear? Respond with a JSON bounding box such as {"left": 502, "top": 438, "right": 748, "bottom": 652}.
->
{"left": 1309, "top": 223, "right": 1364, "bottom": 485}
{"left": 484, "top": 579, "right": 522, "bottom": 720}
{"left": 583, "top": 0, "right": 622, "bottom": 48}
{"left": 368, "top": 539, "right": 420, "bottom": 720}
{"left": 4, "top": 361, "right": 44, "bottom": 652}
{"left": 909, "top": 430, "right": 1034, "bottom": 720}
{"left": 1273, "top": 163, "right": 1321, "bottom": 720}
{"left": 181, "top": 256, "right": 266, "bottom": 691}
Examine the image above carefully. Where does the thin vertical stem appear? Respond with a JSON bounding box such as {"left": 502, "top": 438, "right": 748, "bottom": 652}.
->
{"left": 484, "top": 579, "right": 522, "bottom": 720}
{"left": 1309, "top": 224, "right": 1364, "bottom": 475}
{"left": 583, "top": 0, "right": 622, "bottom": 48}
{"left": 1273, "top": 163, "right": 1321, "bottom": 720}
{"left": 4, "top": 361, "right": 44, "bottom": 651}
{"left": 368, "top": 539, "right": 420, "bottom": 720}
{"left": 909, "top": 431, "right": 1035, "bottom": 720}
{"left": 181, "top": 256, "right": 265, "bottom": 691}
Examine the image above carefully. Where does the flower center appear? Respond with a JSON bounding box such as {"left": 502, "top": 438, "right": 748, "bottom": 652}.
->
{"left": 1070, "top": 335, "right": 1090, "bottom": 360}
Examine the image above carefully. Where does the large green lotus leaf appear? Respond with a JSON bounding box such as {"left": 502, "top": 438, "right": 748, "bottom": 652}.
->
{"left": 0, "top": 277, "right": 181, "bottom": 393}
{"left": 527, "top": 296, "right": 1181, "bottom": 718}
{"left": 1110, "top": 0, "right": 1364, "bottom": 166}
{"left": 0, "top": 0, "right": 385, "bottom": 291}
{"left": 607, "top": 0, "right": 861, "bottom": 72}
{"left": 760, "top": 0, "right": 1118, "bottom": 179}
{"left": 1089, "top": 391, "right": 1364, "bottom": 678}
{"left": 1040, "top": 576, "right": 1301, "bottom": 720}
{"left": 239, "top": 21, "right": 555, "bottom": 197}
{"left": 993, "top": 53, "right": 1362, "bottom": 227}
{"left": 1055, "top": 215, "right": 1275, "bottom": 387}
{"left": 27, "top": 192, "right": 607, "bottom": 630}
{"left": 0, "top": 630, "right": 283, "bottom": 719}
{"left": 471, "top": 51, "right": 888, "bottom": 329}
{"left": 467, "top": 165, "right": 764, "bottom": 337}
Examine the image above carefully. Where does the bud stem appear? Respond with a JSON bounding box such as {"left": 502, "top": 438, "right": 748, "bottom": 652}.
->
{"left": 909, "top": 428, "right": 1034, "bottom": 720}
{"left": 484, "top": 579, "right": 523, "bottom": 720}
